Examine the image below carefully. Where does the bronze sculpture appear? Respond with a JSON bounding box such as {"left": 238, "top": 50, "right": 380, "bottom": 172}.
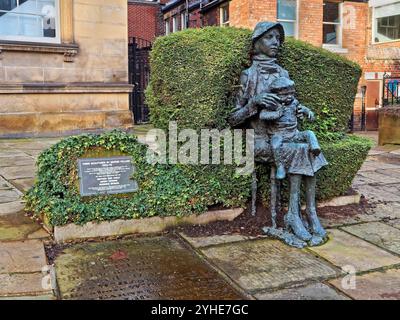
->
{"left": 229, "top": 22, "right": 329, "bottom": 248}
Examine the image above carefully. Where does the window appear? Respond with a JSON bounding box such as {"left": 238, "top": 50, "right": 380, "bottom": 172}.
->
{"left": 0, "top": 0, "right": 59, "bottom": 43}
{"left": 172, "top": 15, "right": 179, "bottom": 32}
{"left": 220, "top": 3, "right": 229, "bottom": 27}
{"left": 165, "top": 18, "right": 170, "bottom": 35}
{"left": 181, "top": 12, "right": 187, "bottom": 29}
{"left": 323, "top": 1, "right": 342, "bottom": 46}
{"left": 373, "top": 2, "right": 400, "bottom": 43}
{"left": 277, "top": 0, "right": 297, "bottom": 37}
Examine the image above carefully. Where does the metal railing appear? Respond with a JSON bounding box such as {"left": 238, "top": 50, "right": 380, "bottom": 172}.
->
{"left": 382, "top": 73, "right": 400, "bottom": 107}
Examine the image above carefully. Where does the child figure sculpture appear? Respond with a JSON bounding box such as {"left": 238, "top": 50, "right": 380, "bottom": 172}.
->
{"left": 260, "top": 77, "right": 322, "bottom": 180}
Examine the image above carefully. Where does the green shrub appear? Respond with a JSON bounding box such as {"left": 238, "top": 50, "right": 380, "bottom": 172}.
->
{"left": 146, "top": 27, "right": 362, "bottom": 138}
{"left": 316, "top": 135, "right": 373, "bottom": 200}
{"left": 24, "top": 130, "right": 251, "bottom": 226}
{"left": 258, "top": 135, "right": 373, "bottom": 203}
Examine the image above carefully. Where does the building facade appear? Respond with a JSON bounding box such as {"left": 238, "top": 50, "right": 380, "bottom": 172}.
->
{"left": 0, "top": 0, "right": 133, "bottom": 138}
{"left": 162, "top": 0, "right": 400, "bottom": 131}
{"left": 128, "top": 0, "right": 165, "bottom": 42}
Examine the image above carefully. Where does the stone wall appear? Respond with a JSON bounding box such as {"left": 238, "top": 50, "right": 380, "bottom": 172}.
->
{"left": 0, "top": 0, "right": 133, "bottom": 138}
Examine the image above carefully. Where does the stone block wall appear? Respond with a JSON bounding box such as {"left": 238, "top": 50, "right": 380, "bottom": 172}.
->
{"left": 0, "top": 0, "right": 133, "bottom": 138}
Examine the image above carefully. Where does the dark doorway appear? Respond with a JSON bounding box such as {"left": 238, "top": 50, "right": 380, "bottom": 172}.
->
{"left": 128, "top": 37, "right": 152, "bottom": 124}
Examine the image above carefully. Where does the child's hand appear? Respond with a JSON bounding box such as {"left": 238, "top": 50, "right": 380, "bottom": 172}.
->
{"left": 297, "top": 105, "right": 315, "bottom": 121}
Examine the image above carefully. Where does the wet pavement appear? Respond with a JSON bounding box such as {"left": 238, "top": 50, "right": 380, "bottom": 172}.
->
{"left": 1, "top": 132, "right": 400, "bottom": 300}
{"left": 55, "top": 236, "right": 244, "bottom": 300}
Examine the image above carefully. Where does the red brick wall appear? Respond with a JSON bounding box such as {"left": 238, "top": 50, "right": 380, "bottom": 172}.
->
{"left": 203, "top": 6, "right": 219, "bottom": 27}
{"left": 298, "top": 0, "right": 323, "bottom": 46}
{"left": 128, "top": 1, "right": 162, "bottom": 42}
{"left": 230, "top": 0, "right": 276, "bottom": 29}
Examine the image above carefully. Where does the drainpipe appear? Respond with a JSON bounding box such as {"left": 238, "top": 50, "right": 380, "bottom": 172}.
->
{"left": 361, "top": 85, "right": 367, "bottom": 131}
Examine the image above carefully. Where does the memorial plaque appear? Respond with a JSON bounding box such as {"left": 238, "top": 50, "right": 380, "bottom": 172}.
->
{"left": 77, "top": 156, "right": 138, "bottom": 197}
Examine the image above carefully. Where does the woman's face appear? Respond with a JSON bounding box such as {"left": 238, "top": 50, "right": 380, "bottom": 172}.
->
{"left": 254, "top": 28, "right": 281, "bottom": 58}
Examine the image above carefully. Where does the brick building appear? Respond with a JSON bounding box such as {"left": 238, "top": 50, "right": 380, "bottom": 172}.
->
{"left": 128, "top": 0, "right": 164, "bottom": 42}
{"left": 161, "top": 0, "right": 400, "bottom": 131}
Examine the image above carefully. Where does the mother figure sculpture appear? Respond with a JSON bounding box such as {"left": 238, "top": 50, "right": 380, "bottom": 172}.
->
{"left": 229, "top": 22, "right": 328, "bottom": 248}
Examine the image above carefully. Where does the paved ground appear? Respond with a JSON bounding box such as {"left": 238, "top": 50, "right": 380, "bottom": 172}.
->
{"left": 1, "top": 131, "right": 400, "bottom": 300}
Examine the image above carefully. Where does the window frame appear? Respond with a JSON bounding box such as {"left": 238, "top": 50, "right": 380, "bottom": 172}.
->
{"left": 172, "top": 15, "right": 179, "bottom": 32}
{"left": 0, "top": 0, "right": 61, "bottom": 44}
{"left": 322, "top": 0, "right": 343, "bottom": 48}
{"left": 276, "top": 0, "right": 299, "bottom": 38}
{"left": 372, "top": 1, "right": 400, "bottom": 44}
{"left": 181, "top": 12, "right": 187, "bottom": 29}
{"left": 219, "top": 3, "right": 229, "bottom": 27}
{"left": 165, "top": 18, "right": 170, "bottom": 35}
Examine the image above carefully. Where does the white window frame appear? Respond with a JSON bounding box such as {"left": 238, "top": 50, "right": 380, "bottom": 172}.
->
{"left": 165, "top": 18, "right": 170, "bottom": 35}
{"left": 172, "top": 15, "right": 179, "bottom": 32}
{"left": 276, "top": 0, "right": 299, "bottom": 38}
{"left": 220, "top": 3, "right": 229, "bottom": 27}
{"left": 322, "top": 0, "right": 343, "bottom": 49}
{"left": 181, "top": 12, "right": 187, "bottom": 29}
{"left": 371, "top": 1, "right": 400, "bottom": 44}
{"left": 0, "top": 0, "right": 61, "bottom": 44}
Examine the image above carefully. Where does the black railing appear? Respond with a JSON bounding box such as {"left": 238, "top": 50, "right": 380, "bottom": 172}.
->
{"left": 382, "top": 73, "right": 400, "bottom": 107}
{"left": 128, "top": 37, "right": 153, "bottom": 124}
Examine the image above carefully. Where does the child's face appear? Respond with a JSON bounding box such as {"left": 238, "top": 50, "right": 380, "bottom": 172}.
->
{"left": 277, "top": 88, "right": 295, "bottom": 105}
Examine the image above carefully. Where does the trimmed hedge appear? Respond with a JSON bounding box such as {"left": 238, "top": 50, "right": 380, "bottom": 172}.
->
{"left": 24, "top": 130, "right": 251, "bottom": 226}
{"left": 257, "top": 135, "right": 373, "bottom": 203}
{"left": 316, "top": 135, "right": 373, "bottom": 200}
{"left": 146, "top": 27, "right": 362, "bottom": 139}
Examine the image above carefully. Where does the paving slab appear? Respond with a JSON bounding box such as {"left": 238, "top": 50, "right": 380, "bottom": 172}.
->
{"left": 10, "top": 178, "right": 35, "bottom": 193}
{"left": 387, "top": 219, "right": 400, "bottom": 230}
{"left": 0, "top": 212, "right": 46, "bottom": 241}
{"left": 320, "top": 213, "right": 378, "bottom": 229}
{"left": 308, "top": 229, "right": 400, "bottom": 273}
{"left": 0, "top": 165, "right": 36, "bottom": 180}
{"left": 341, "top": 222, "right": 400, "bottom": 255}
{"left": 23, "top": 150, "right": 44, "bottom": 157}
{"left": 0, "top": 189, "right": 20, "bottom": 204}
{"left": 255, "top": 282, "right": 349, "bottom": 300}
{"left": 55, "top": 237, "right": 244, "bottom": 300}
{"left": 0, "top": 201, "right": 25, "bottom": 216}
{"left": 0, "top": 240, "right": 47, "bottom": 273}
{"left": 0, "top": 150, "right": 28, "bottom": 158}
{"left": 0, "top": 273, "right": 53, "bottom": 297}
{"left": 365, "top": 202, "right": 400, "bottom": 220}
{"left": 351, "top": 174, "right": 377, "bottom": 187}
{"left": 1, "top": 141, "right": 49, "bottom": 150}
{"left": 0, "top": 157, "right": 35, "bottom": 168}
{"left": 376, "top": 168, "right": 400, "bottom": 179}
{"left": 357, "top": 171, "right": 400, "bottom": 185}
{"left": 353, "top": 184, "right": 400, "bottom": 203}
{"left": 358, "top": 160, "right": 400, "bottom": 172}
{"left": 329, "top": 269, "right": 400, "bottom": 300}
{"left": 0, "top": 176, "right": 11, "bottom": 190}
{"left": 201, "top": 239, "right": 338, "bottom": 292}
{"left": 180, "top": 233, "right": 255, "bottom": 248}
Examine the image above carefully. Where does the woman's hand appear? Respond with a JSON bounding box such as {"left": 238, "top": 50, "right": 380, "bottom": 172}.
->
{"left": 252, "top": 93, "right": 281, "bottom": 110}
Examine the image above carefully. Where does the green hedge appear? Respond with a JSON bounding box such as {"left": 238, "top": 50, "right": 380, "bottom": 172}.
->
{"left": 146, "top": 27, "right": 362, "bottom": 139}
{"left": 257, "top": 135, "right": 373, "bottom": 203}
{"left": 24, "top": 130, "right": 251, "bottom": 226}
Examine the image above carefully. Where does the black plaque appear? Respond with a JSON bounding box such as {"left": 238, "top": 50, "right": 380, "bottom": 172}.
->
{"left": 77, "top": 156, "right": 138, "bottom": 197}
